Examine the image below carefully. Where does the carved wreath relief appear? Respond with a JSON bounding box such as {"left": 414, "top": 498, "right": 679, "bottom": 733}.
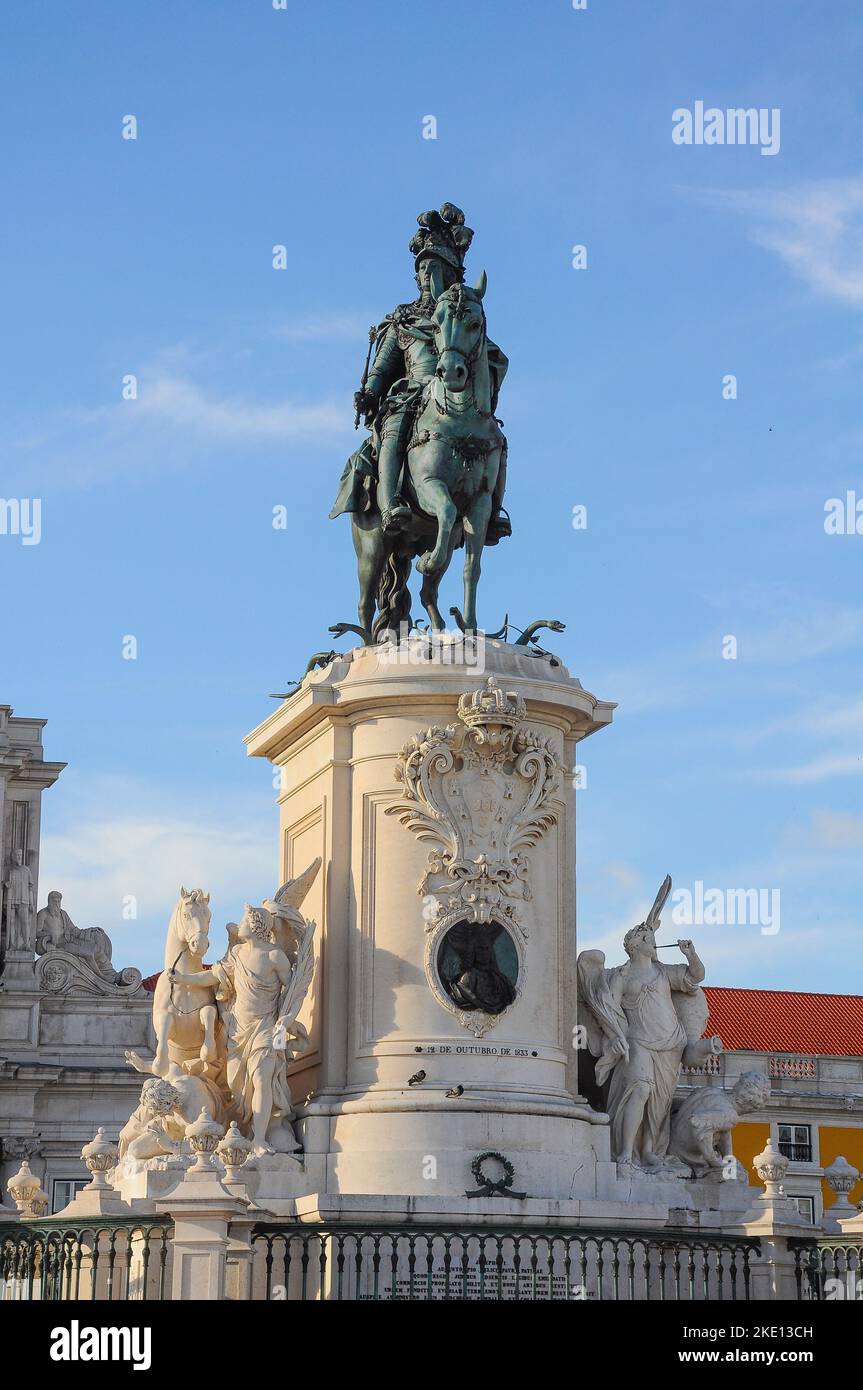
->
{"left": 386, "top": 677, "right": 563, "bottom": 1036}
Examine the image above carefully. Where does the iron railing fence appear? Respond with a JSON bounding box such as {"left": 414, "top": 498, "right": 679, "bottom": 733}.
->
{"left": 250, "top": 1224, "right": 761, "bottom": 1302}
{"left": 16, "top": 1217, "right": 842, "bottom": 1302}
{"left": 0, "top": 1218, "right": 173, "bottom": 1302}
{"left": 790, "top": 1237, "right": 863, "bottom": 1301}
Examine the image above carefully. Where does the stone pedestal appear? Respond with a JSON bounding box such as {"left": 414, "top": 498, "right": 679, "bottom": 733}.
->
{"left": 837, "top": 1206, "right": 863, "bottom": 1237}
{"left": 245, "top": 640, "right": 614, "bottom": 1202}
{"left": 156, "top": 1169, "right": 250, "bottom": 1301}
{"left": 0, "top": 950, "right": 38, "bottom": 990}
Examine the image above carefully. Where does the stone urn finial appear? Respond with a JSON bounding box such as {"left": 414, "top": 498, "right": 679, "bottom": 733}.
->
{"left": 824, "top": 1155, "right": 860, "bottom": 1214}
{"left": 753, "top": 1139, "right": 789, "bottom": 1199}
{"left": 186, "top": 1107, "right": 224, "bottom": 1171}
{"left": 217, "top": 1121, "right": 253, "bottom": 1181}
{"left": 81, "top": 1128, "right": 119, "bottom": 1190}
{"left": 7, "top": 1160, "right": 49, "bottom": 1218}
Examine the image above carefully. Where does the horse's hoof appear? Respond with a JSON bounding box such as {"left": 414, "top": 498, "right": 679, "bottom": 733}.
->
{"left": 416, "top": 553, "right": 439, "bottom": 576}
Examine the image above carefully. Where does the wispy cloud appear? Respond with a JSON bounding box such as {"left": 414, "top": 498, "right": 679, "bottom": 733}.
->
{"left": 757, "top": 753, "right": 863, "bottom": 785}
{"left": 694, "top": 178, "right": 863, "bottom": 307}
{"left": 3, "top": 339, "right": 354, "bottom": 488}
{"left": 38, "top": 773, "right": 276, "bottom": 974}
{"left": 736, "top": 604, "right": 863, "bottom": 664}
{"left": 596, "top": 593, "right": 863, "bottom": 725}
{"left": 271, "top": 313, "right": 374, "bottom": 343}
{"left": 131, "top": 374, "right": 346, "bottom": 442}
{"left": 810, "top": 809, "right": 863, "bottom": 851}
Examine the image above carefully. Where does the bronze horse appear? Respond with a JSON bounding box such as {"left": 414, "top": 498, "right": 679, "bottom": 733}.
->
{"left": 349, "top": 274, "right": 506, "bottom": 636}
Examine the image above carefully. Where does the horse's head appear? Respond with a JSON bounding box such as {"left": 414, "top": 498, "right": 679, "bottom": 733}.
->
{"left": 431, "top": 272, "right": 487, "bottom": 393}
{"left": 170, "top": 886, "right": 212, "bottom": 961}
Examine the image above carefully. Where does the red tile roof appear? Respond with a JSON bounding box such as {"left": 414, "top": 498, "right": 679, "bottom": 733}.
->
{"left": 704, "top": 987, "right": 863, "bottom": 1057}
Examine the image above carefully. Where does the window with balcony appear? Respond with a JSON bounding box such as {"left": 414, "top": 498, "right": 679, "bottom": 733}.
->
{"left": 777, "top": 1123, "right": 813, "bottom": 1164}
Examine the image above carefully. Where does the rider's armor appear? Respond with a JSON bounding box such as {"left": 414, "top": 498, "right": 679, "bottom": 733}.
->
{"left": 368, "top": 295, "right": 440, "bottom": 473}
{"left": 329, "top": 204, "right": 511, "bottom": 542}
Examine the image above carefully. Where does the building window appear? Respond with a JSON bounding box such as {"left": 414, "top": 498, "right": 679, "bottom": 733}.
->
{"left": 777, "top": 1123, "right": 812, "bottom": 1164}
{"left": 788, "top": 1195, "right": 815, "bottom": 1224}
{"left": 51, "top": 1179, "right": 87, "bottom": 1213}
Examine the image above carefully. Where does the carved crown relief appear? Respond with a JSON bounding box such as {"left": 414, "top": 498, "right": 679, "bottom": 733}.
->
{"left": 386, "top": 677, "right": 563, "bottom": 1035}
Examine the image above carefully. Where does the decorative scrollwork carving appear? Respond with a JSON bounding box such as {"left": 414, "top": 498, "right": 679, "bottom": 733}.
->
{"left": 387, "top": 677, "right": 563, "bottom": 1033}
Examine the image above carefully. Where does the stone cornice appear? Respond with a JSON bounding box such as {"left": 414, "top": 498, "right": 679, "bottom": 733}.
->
{"left": 7, "top": 757, "right": 66, "bottom": 791}
{"left": 246, "top": 641, "right": 615, "bottom": 764}
{"left": 0, "top": 1058, "right": 141, "bottom": 1084}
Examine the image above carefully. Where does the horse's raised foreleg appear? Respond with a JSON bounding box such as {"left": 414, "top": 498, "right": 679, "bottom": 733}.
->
{"left": 462, "top": 491, "right": 493, "bottom": 631}
{"left": 152, "top": 1010, "right": 173, "bottom": 1078}
{"left": 413, "top": 478, "right": 457, "bottom": 576}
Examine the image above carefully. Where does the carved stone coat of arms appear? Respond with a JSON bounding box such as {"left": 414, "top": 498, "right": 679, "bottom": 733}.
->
{"left": 386, "top": 677, "right": 563, "bottom": 1036}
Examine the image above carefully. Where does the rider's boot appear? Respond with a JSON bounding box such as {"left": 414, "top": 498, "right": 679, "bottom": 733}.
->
{"left": 377, "top": 434, "right": 412, "bottom": 533}
{"left": 382, "top": 499, "right": 412, "bottom": 533}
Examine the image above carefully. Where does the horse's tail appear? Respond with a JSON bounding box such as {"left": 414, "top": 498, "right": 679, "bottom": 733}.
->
{"left": 372, "top": 548, "right": 412, "bottom": 642}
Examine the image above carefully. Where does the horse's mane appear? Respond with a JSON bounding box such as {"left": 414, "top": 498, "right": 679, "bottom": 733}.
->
{"left": 440, "top": 284, "right": 483, "bottom": 307}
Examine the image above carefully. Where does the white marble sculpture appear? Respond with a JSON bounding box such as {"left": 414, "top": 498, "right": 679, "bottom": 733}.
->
{"left": 670, "top": 1071, "right": 771, "bottom": 1178}
{"left": 577, "top": 876, "right": 722, "bottom": 1173}
{"left": 118, "top": 1076, "right": 227, "bottom": 1166}
{"left": 172, "top": 877, "right": 318, "bottom": 1156}
{"left": 4, "top": 847, "right": 34, "bottom": 951}
{"left": 121, "top": 862, "right": 319, "bottom": 1168}
{"left": 34, "top": 889, "right": 141, "bottom": 993}
{"left": 126, "top": 887, "right": 218, "bottom": 1079}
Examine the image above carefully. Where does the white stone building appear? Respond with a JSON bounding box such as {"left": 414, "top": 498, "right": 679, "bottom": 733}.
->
{"left": 0, "top": 705, "right": 152, "bottom": 1213}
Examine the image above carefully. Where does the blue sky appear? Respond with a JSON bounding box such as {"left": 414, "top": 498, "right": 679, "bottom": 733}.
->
{"left": 1, "top": 0, "right": 861, "bottom": 987}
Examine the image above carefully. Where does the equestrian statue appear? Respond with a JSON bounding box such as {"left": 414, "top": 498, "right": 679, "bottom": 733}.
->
{"left": 330, "top": 204, "right": 511, "bottom": 637}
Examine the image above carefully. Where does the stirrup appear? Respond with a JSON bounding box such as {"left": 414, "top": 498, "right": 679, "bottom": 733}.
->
{"left": 381, "top": 503, "right": 411, "bottom": 533}
{"left": 485, "top": 507, "right": 512, "bottom": 545}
